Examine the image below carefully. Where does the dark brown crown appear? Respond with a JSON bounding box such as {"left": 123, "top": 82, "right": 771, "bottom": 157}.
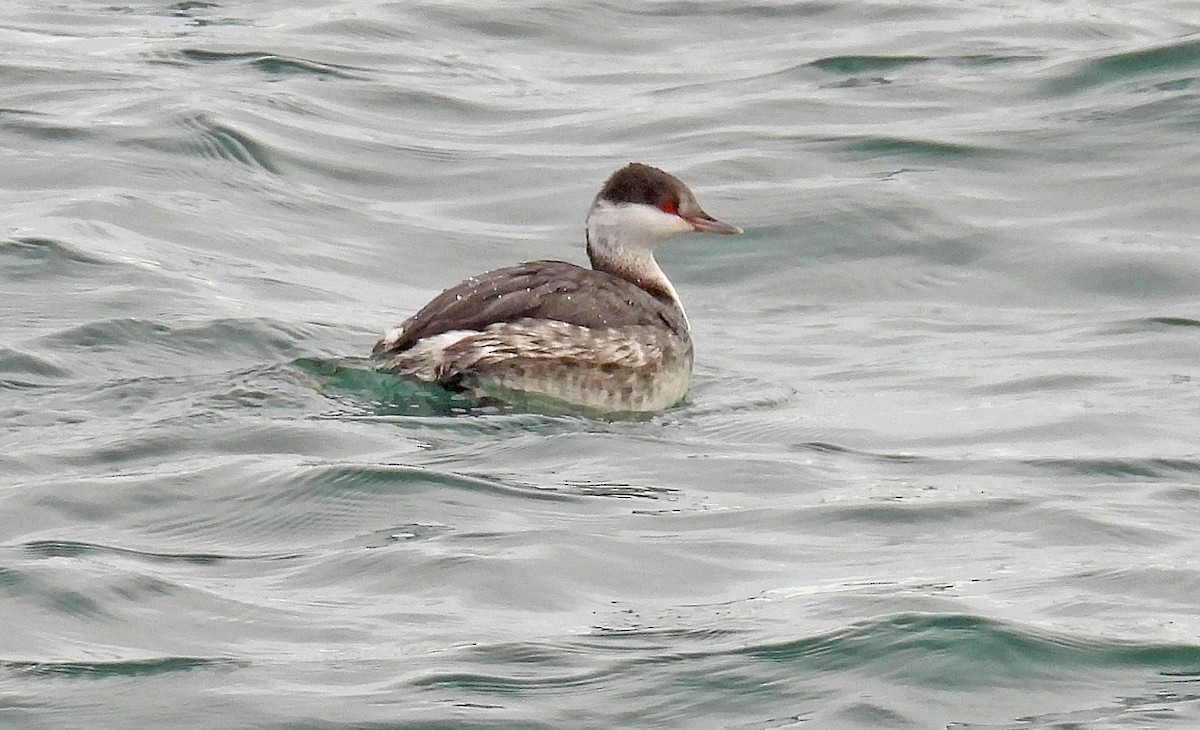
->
{"left": 597, "top": 163, "right": 689, "bottom": 209}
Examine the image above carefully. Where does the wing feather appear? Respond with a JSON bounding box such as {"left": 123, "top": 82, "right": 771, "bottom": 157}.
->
{"left": 372, "top": 261, "right": 683, "bottom": 357}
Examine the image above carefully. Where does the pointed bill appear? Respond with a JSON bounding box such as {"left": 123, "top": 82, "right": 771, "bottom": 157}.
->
{"left": 685, "top": 211, "right": 742, "bottom": 235}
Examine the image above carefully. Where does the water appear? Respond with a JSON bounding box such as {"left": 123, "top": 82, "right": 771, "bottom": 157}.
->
{"left": 3, "top": 1, "right": 1200, "bottom": 727}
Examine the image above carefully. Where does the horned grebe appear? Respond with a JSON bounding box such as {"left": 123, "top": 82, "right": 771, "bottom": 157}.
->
{"left": 372, "top": 163, "right": 741, "bottom": 412}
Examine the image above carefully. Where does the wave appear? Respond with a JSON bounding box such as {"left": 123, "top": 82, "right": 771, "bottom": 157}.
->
{"left": 0, "top": 656, "right": 242, "bottom": 679}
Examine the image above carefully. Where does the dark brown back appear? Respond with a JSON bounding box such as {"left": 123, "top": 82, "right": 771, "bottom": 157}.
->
{"left": 374, "top": 260, "right": 688, "bottom": 356}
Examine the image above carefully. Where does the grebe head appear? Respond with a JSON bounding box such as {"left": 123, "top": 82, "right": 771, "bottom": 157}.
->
{"left": 586, "top": 163, "right": 741, "bottom": 256}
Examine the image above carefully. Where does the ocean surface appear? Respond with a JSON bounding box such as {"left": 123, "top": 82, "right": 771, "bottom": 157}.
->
{"left": 3, "top": 1, "right": 1200, "bottom": 728}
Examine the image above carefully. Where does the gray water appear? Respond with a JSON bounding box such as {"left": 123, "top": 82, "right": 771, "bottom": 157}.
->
{"left": 3, "top": 1, "right": 1200, "bottom": 728}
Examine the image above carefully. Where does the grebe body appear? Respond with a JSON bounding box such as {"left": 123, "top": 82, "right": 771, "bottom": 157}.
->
{"left": 372, "top": 163, "right": 740, "bottom": 412}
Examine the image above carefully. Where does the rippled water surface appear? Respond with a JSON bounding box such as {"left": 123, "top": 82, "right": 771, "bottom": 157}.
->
{"left": 3, "top": 1, "right": 1200, "bottom": 728}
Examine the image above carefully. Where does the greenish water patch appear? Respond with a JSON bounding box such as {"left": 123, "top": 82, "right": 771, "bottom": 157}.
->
{"left": 1022, "top": 457, "right": 1200, "bottom": 480}
{"left": 836, "top": 135, "right": 1004, "bottom": 161}
{"left": 809, "top": 55, "right": 932, "bottom": 75}
{"left": 20, "top": 539, "right": 297, "bottom": 565}
{"left": 748, "top": 613, "right": 1200, "bottom": 685}
{"left": 0, "top": 236, "right": 114, "bottom": 275}
{"left": 163, "top": 49, "right": 365, "bottom": 79}
{"left": 1138, "top": 316, "right": 1200, "bottom": 330}
{"left": 294, "top": 356, "right": 476, "bottom": 415}
{"left": 0, "top": 348, "right": 70, "bottom": 381}
{"left": 1044, "top": 37, "right": 1200, "bottom": 95}
{"left": 0, "top": 657, "right": 242, "bottom": 679}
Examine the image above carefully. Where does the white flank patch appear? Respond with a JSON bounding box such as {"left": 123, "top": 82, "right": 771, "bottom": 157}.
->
{"left": 402, "top": 329, "right": 477, "bottom": 360}
{"left": 379, "top": 326, "right": 407, "bottom": 350}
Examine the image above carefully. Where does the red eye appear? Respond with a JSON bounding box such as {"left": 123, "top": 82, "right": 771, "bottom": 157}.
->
{"left": 659, "top": 201, "right": 678, "bottom": 214}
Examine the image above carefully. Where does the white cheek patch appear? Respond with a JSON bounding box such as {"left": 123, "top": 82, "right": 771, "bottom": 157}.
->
{"left": 587, "top": 200, "right": 693, "bottom": 245}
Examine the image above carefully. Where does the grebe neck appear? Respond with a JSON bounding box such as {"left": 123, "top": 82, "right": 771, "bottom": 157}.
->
{"left": 584, "top": 199, "right": 691, "bottom": 321}
{"left": 593, "top": 233, "right": 682, "bottom": 297}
